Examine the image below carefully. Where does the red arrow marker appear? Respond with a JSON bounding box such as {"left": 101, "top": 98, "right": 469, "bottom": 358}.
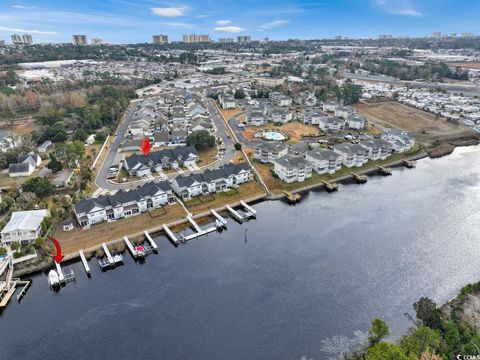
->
{"left": 141, "top": 137, "right": 152, "bottom": 156}
{"left": 48, "top": 236, "right": 64, "bottom": 264}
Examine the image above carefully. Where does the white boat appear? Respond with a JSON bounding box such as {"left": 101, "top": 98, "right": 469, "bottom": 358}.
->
{"left": 48, "top": 270, "right": 60, "bottom": 287}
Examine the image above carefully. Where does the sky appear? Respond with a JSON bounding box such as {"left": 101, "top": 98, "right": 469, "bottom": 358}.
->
{"left": 0, "top": 0, "right": 480, "bottom": 44}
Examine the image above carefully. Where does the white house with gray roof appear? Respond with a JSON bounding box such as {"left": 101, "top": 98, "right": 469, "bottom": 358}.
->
{"left": 305, "top": 148, "right": 343, "bottom": 174}
{"left": 1, "top": 209, "right": 49, "bottom": 246}
{"left": 333, "top": 143, "right": 369, "bottom": 168}
{"left": 73, "top": 181, "right": 174, "bottom": 228}
{"left": 381, "top": 129, "right": 415, "bottom": 153}
{"left": 253, "top": 141, "right": 288, "bottom": 163}
{"left": 245, "top": 109, "right": 266, "bottom": 126}
{"left": 274, "top": 154, "right": 312, "bottom": 183}
{"left": 360, "top": 139, "right": 392, "bottom": 160}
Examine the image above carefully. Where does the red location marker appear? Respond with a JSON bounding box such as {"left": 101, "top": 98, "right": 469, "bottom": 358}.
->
{"left": 141, "top": 137, "right": 152, "bottom": 156}
{"left": 48, "top": 236, "right": 64, "bottom": 264}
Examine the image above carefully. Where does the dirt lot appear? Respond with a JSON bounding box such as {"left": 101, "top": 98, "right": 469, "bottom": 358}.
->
{"left": 354, "top": 101, "right": 480, "bottom": 151}
{"left": 220, "top": 108, "right": 244, "bottom": 120}
{"left": 242, "top": 121, "right": 321, "bottom": 143}
{"left": 0, "top": 116, "right": 38, "bottom": 136}
{"left": 54, "top": 203, "right": 187, "bottom": 255}
{"left": 447, "top": 62, "right": 480, "bottom": 70}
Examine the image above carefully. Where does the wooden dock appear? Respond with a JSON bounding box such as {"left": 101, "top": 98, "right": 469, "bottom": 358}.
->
{"left": 55, "top": 262, "right": 65, "bottom": 283}
{"left": 211, "top": 209, "right": 227, "bottom": 227}
{"left": 403, "top": 160, "right": 416, "bottom": 168}
{"left": 0, "top": 282, "right": 17, "bottom": 309}
{"left": 124, "top": 236, "right": 138, "bottom": 259}
{"left": 187, "top": 215, "right": 203, "bottom": 233}
{"left": 79, "top": 250, "right": 91, "bottom": 276}
{"left": 240, "top": 200, "right": 257, "bottom": 218}
{"left": 283, "top": 191, "right": 301, "bottom": 203}
{"left": 163, "top": 224, "right": 178, "bottom": 245}
{"left": 102, "top": 243, "right": 115, "bottom": 265}
{"left": 144, "top": 231, "right": 158, "bottom": 251}
{"left": 321, "top": 180, "right": 338, "bottom": 192}
{"left": 16, "top": 280, "right": 31, "bottom": 301}
{"left": 226, "top": 204, "right": 244, "bottom": 222}
{"left": 376, "top": 166, "right": 392, "bottom": 176}
{"left": 350, "top": 172, "right": 368, "bottom": 183}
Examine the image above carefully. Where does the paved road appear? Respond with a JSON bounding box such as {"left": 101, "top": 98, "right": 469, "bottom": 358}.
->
{"left": 93, "top": 98, "right": 236, "bottom": 192}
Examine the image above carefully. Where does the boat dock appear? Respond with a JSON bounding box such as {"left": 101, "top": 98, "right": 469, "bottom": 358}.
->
{"left": 55, "top": 262, "right": 65, "bottom": 283}
{"left": 240, "top": 200, "right": 257, "bottom": 219}
{"left": 283, "top": 191, "right": 301, "bottom": 203}
{"left": 79, "top": 250, "right": 91, "bottom": 276}
{"left": 187, "top": 215, "right": 203, "bottom": 233}
{"left": 322, "top": 180, "right": 338, "bottom": 192}
{"left": 403, "top": 160, "right": 416, "bottom": 168}
{"left": 350, "top": 172, "right": 368, "bottom": 183}
{"left": 144, "top": 231, "right": 158, "bottom": 251}
{"left": 377, "top": 166, "right": 392, "bottom": 175}
{"left": 0, "top": 281, "right": 17, "bottom": 309}
{"left": 16, "top": 280, "right": 31, "bottom": 301}
{"left": 226, "top": 204, "right": 244, "bottom": 222}
{"left": 211, "top": 209, "right": 227, "bottom": 228}
{"left": 163, "top": 224, "right": 178, "bottom": 245}
{"left": 124, "top": 236, "right": 138, "bottom": 259}
{"left": 102, "top": 243, "right": 114, "bottom": 265}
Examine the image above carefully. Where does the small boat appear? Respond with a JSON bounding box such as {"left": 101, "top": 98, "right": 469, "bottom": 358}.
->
{"left": 48, "top": 270, "right": 60, "bottom": 288}
{"left": 136, "top": 246, "right": 146, "bottom": 259}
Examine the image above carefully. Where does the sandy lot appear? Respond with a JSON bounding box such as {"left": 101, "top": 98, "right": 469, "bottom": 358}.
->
{"left": 354, "top": 101, "right": 478, "bottom": 148}
{"left": 0, "top": 116, "right": 38, "bottom": 136}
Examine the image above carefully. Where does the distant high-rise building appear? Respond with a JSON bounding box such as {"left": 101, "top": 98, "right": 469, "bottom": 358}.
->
{"left": 152, "top": 34, "right": 168, "bottom": 43}
{"left": 22, "top": 34, "right": 33, "bottom": 44}
{"left": 0, "top": 40, "right": 5, "bottom": 46}
{"left": 11, "top": 34, "right": 23, "bottom": 45}
{"left": 73, "top": 34, "right": 88, "bottom": 45}
{"left": 334, "top": 35, "right": 343, "bottom": 40}
{"left": 450, "top": 33, "right": 457, "bottom": 38}
{"left": 218, "top": 38, "right": 234, "bottom": 43}
{"left": 461, "top": 32, "right": 475, "bottom": 38}
{"left": 262, "top": 37, "right": 270, "bottom": 43}
{"left": 237, "top": 35, "right": 251, "bottom": 43}
{"left": 91, "top": 38, "right": 104, "bottom": 45}
{"left": 431, "top": 32, "right": 442, "bottom": 38}
{"left": 182, "top": 34, "right": 211, "bottom": 43}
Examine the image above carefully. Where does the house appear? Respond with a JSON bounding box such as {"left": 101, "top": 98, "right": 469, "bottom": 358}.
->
{"left": 170, "top": 127, "right": 188, "bottom": 145}
{"left": 318, "top": 116, "right": 346, "bottom": 132}
{"left": 124, "top": 146, "right": 199, "bottom": 177}
{"left": 335, "top": 106, "right": 355, "bottom": 119}
{"left": 269, "top": 92, "right": 292, "bottom": 107}
{"left": 186, "top": 103, "right": 207, "bottom": 118}
{"left": 253, "top": 141, "right": 288, "bottom": 163}
{"left": 274, "top": 154, "right": 312, "bottom": 183}
{"left": 171, "top": 107, "right": 186, "bottom": 124}
{"left": 51, "top": 169, "right": 75, "bottom": 187}
{"left": 153, "top": 131, "right": 170, "bottom": 147}
{"left": 245, "top": 109, "right": 266, "bottom": 126}
{"left": 322, "top": 100, "right": 342, "bottom": 113}
{"left": 302, "top": 110, "right": 328, "bottom": 125}
{"left": 360, "top": 139, "right": 392, "bottom": 160}
{"left": 270, "top": 108, "right": 293, "bottom": 124}
{"left": 305, "top": 148, "right": 343, "bottom": 174}
{"left": 37, "top": 140, "right": 52, "bottom": 153}
{"left": 18, "top": 154, "right": 41, "bottom": 168}
{"left": 347, "top": 115, "right": 368, "bottom": 130}
{"left": 172, "top": 163, "right": 252, "bottom": 200}
{"left": 219, "top": 94, "right": 236, "bottom": 109}
{"left": 121, "top": 139, "right": 142, "bottom": 152}
{"left": 333, "top": 143, "right": 369, "bottom": 167}
{"left": 1, "top": 209, "right": 49, "bottom": 246}
{"left": 9, "top": 163, "right": 34, "bottom": 177}
{"left": 73, "top": 181, "right": 174, "bottom": 228}
{"left": 381, "top": 129, "right": 415, "bottom": 152}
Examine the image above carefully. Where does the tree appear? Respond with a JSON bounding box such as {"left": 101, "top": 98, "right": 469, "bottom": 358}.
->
{"left": 186, "top": 130, "right": 216, "bottom": 150}
{"left": 340, "top": 82, "right": 363, "bottom": 105}
{"left": 413, "top": 297, "right": 442, "bottom": 330}
{"left": 234, "top": 142, "right": 242, "bottom": 151}
{"left": 10, "top": 241, "right": 20, "bottom": 251}
{"left": 400, "top": 326, "right": 441, "bottom": 358}
{"left": 73, "top": 129, "right": 89, "bottom": 142}
{"left": 369, "top": 318, "right": 389, "bottom": 345}
{"left": 234, "top": 89, "right": 246, "bottom": 99}
{"left": 23, "top": 177, "right": 54, "bottom": 198}
{"left": 365, "top": 342, "right": 412, "bottom": 360}
{"left": 0, "top": 247, "right": 6, "bottom": 256}
{"left": 47, "top": 154, "right": 63, "bottom": 172}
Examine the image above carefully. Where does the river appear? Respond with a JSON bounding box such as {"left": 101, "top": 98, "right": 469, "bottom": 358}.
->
{"left": 1, "top": 146, "right": 480, "bottom": 360}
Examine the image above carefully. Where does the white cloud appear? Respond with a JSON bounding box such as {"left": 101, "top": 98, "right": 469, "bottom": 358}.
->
{"left": 258, "top": 19, "right": 289, "bottom": 30}
{"left": 0, "top": 26, "right": 57, "bottom": 35}
{"left": 150, "top": 6, "right": 188, "bottom": 17}
{"left": 214, "top": 26, "right": 245, "bottom": 33}
{"left": 216, "top": 19, "right": 231, "bottom": 26}
{"left": 374, "top": 0, "right": 422, "bottom": 16}
{"left": 11, "top": 4, "right": 37, "bottom": 9}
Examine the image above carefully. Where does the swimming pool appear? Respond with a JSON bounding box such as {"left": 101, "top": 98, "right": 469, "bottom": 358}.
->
{"left": 262, "top": 131, "right": 287, "bottom": 141}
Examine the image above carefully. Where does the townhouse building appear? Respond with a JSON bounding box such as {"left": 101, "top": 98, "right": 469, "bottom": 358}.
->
{"left": 274, "top": 154, "right": 313, "bottom": 183}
